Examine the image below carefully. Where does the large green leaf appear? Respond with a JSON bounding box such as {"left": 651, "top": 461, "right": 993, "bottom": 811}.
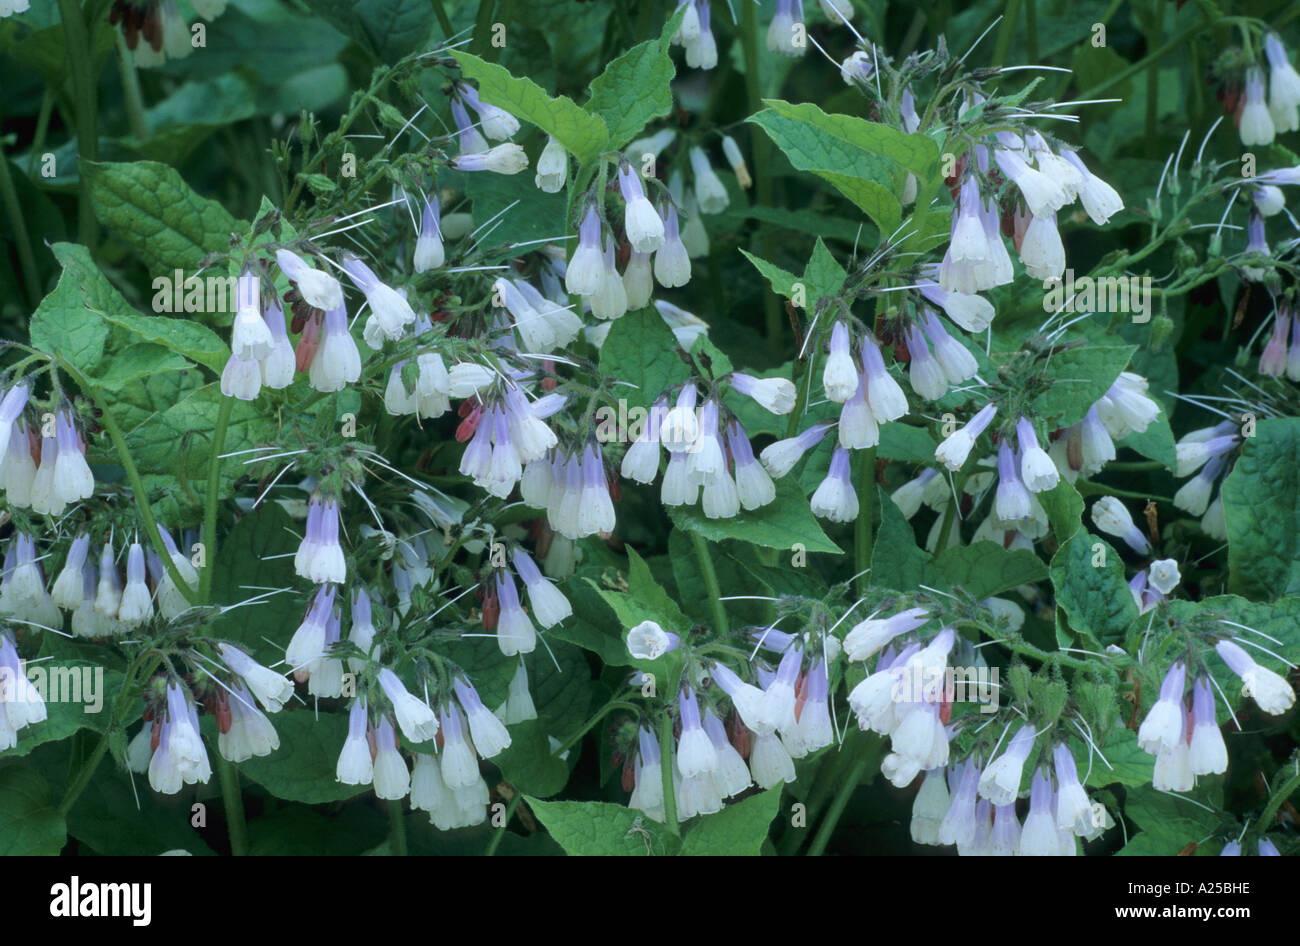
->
{"left": 83, "top": 161, "right": 241, "bottom": 275}
{"left": 934, "top": 543, "right": 1048, "bottom": 599}
{"left": 1029, "top": 344, "right": 1136, "bottom": 428}
{"left": 0, "top": 761, "right": 66, "bottom": 855}
{"left": 239, "top": 710, "right": 369, "bottom": 804}
{"left": 1221, "top": 418, "right": 1300, "bottom": 599}
{"left": 746, "top": 99, "right": 939, "bottom": 235}
{"left": 679, "top": 788, "right": 780, "bottom": 855}
{"left": 527, "top": 797, "right": 681, "bottom": 855}
{"left": 1049, "top": 531, "right": 1137, "bottom": 645}
{"left": 451, "top": 51, "right": 609, "bottom": 165}
{"left": 585, "top": 17, "right": 677, "bottom": 150}
{"left": 598, "top": 306, "right": 692, "bottom": 412}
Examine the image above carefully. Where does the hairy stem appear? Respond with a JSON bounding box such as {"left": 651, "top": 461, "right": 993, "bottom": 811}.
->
{"left": 692, "top": 532, "right": 729, "bottom": 636}
{"left": 658, "top": 712, "right": 679, "bottom": 836}
{"left": 57, "top": 0, "right": 100, "bottom": 248}
{"left": 199, "top": 396, "right": 235, "bottom": 604}
{"left": 485, "top": 791, "right": 523, "bottom": 856}
{"left": 0, "top": 145, "right": 41, "bottom": 312}
{"left": 216, "top": 754, "right": 249, "bottom": 856}
{"left": 741, "top": 0, "right": 782, "bottom": 343}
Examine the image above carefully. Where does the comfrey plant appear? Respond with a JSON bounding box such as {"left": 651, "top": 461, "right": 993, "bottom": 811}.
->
{"left": 0, "top": 0, "right": 1298, "bottom": 859}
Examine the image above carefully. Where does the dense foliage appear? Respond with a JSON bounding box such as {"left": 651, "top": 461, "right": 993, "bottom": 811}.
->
{"left": 1, "top": 0, "right": 1299, "bottom": 857}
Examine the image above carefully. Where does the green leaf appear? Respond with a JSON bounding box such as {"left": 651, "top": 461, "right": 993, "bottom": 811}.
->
{"left": 526, "top": 797, "right": 681, "bottom": 855}
{"left": 247, "top": 803, "right": 388, "bottom": 855}
{"left": 585, "top": 22, "right": 677, "bottom": 150}
{"left": 39, "top": 244, "right": 228, "bottom": 377}
{"left": 598, "top": 306, "right": 691, "bottom": 412}
{"left": 494, "top": 719, "right": 570, "bottom": 798}
{"left": 120, "top": 385, "right": 273, "bottom": 517}
{"left": 1049, "top": 531, "right": 1138, "bottom": 645}
{"left": 760, "top": 98, "right": 942, "bottom": 176}
{"left": 879, "top": 424, "right": 938, "bottom": 463}
{"left": 239, "top": 711, "right": 369, "bottom": 804}
{"left": 748, "top": 107, "right": 901, "bottom": 234}
{"left": 29, "top": 250, "right": 110, "bottom": 376}
{"left": 1221, "top": 417, "right": 1300, "bottom": 599}
{"left": 934, "top": 543, "right": 1048, "bottom": 599}
{"left": 1078, "top": 726, "right": 1154, "bottom": 790}
{"left": 0, "top": 761, "right": 66, "bottom": 855}
{"left": 1030, "top": 344, "right": 1136, "bottom": 428}
{"left": 680, "top": 788, "right": 780, "bottom": 855}
{"left": 67, "top": 765, "right": 216, "bottom": 856}
{"left": 451, "top": 51, "right": 609, "bottom": 165}
{"left": 871, "top": 495, "right": 945, "bottom": 591}
{"left": 1120, "top": 784, "right": 1224, "bottom": 856}
{"left": 82, "top": 161, "right": 241, "bottom": 274}
{"left": 668, "top": 478, "right": 843, "bottom": 556}
{"left": 465, "top": 170, "right": 567, "bottom": 258}
{"left": 1120, "top": 408, "right": 1176, "bottom": 470}
{"left": 298, "top": 0, "right": 433, "bottom": 62}
{"left": 1039, "top": 478, "right": 1084, "bottom": 543}
{"left": 207, "top": 505, "right": 302, "bottom": 667}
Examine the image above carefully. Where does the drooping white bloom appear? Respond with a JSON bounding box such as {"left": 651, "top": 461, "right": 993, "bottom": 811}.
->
{"left": 1240, "top": 67, "right": 1275, "bottom": 147}
{"left": 1053, "top": 744, "right": 1094, "bottom": 836}
{"left": 934, "top": 403, "right": 997, "bottom": 471}
{"left": 1060, "top": 150, "right": 1124, "bottom": 224}
{"left": 1147, "top": 558, "right": 1181, "bottom": 595}
{"left": 810, "top": 447, "right": 858, "bottom": 523}
{"left": 1266, "top": 33, "right": 1300, "bottom": 132}
{"left": 413, "top": 196, "right": 445, "bottom": 272}
{"left": 654, "top": 204, "right": 692, "bottom": 288}
{"left": 218, "top": 643, "right": 292, "bottom": 713}
{"left": 336, "top": 699, "right": 374, "bottom": 785}
{"left": 729, "top": 373, "right": 795, "bottom": 414}
{"left": 978, "top": 724, "right": 1035, "bottom": 805}
{"left": 450, "top": 143, "right": 529, "bottom": 174}
{"left": 372, "top": 717, "right": 411, "bottom": 800}
{"left": 458, "top": 82, "right": 520, "bottom": 140}
{"left": 1016, "top": 416, "right": 1058, "bottom": 492}
{"left": 454, "top": 677, "right": 511, "bottom": 758}
{"left": 1216, "top": 639, "right": 1295, "bottom": 715}
{"left": 276, "top": 248, "right": 343, "bottom": 311}
{"left": 1090, "top": 496, "right": 1152, "bottom": 555}
{"left": 688, "top": 146, "right": 729, "bottom": 214}
{"left": 1188, "top": 676, "right": 1227, "bottom": 776}
{"left": 626, "top": 619, "right": 679, "bottom": 660}
{"left": 535, "top": 136, "right": 568, "bottom": 193}
{"left": 1137, "top": 661, "right": 1187, "bottom": 755}
{"left": 618, "top": 162, "right": 665, "bottom": 253}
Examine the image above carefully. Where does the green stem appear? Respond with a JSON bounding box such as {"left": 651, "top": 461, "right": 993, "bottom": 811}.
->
{"left": 115, "top": 32, "right": 149, "bottom": 142}
{"left": 199, "top": 397, "right": 235, "bottom": 605}
{"left": 0, "top": 147, "right": 41, "bottom": 312}
{"left": 1259, "top": 764, "right": 1300, "bottom": 831}
{"left": 57, "top": 0, "right": 100, "bottom": 249}
{"left": 28, "top": 89, "right": 54, "bottom": 178}
{"left": 806, "top": 752, "right": 871, "bottom": 856}
{"left": 471, "top": 0, "right": 499, "bottom": 60}
{"left": 741, "top": 0, "right": 782, "bottom": 343}
{"left": 552, "top": 697, "right": 640, "bottom": 756}
{"left": 1078, "top": 22, "right": 1206, "bottom": 100}
{"left": 992, "top": 0, "right": 1023, "bottom": 67}
{"left": 430, "top": 0, "right": 454, "bottom": 37}
{"left": 1024, "top": 0, "right": 1037, "bottom": 62}
{"left": 485, "top": 792, "right": 523, "bottom": 856}
{"left": 853, "top": 447, "right": 876, "bottom": 599}
{"left": 215, "top": 754, "right": 248, "bottom": 856}
{"left": 1143, "top": 2, "right": 1164, "bottom": 149}
{"left": 57, "top": 732, "right": 109, "bottom": 816}
{"left": 387, "top": 799, "right": 408, "bottom": 856}
{"left": 658, "top": 712, "right": 679, "bottom": 835}
{"left": 691, "top": 532, "right": 728, "bottom": 636}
